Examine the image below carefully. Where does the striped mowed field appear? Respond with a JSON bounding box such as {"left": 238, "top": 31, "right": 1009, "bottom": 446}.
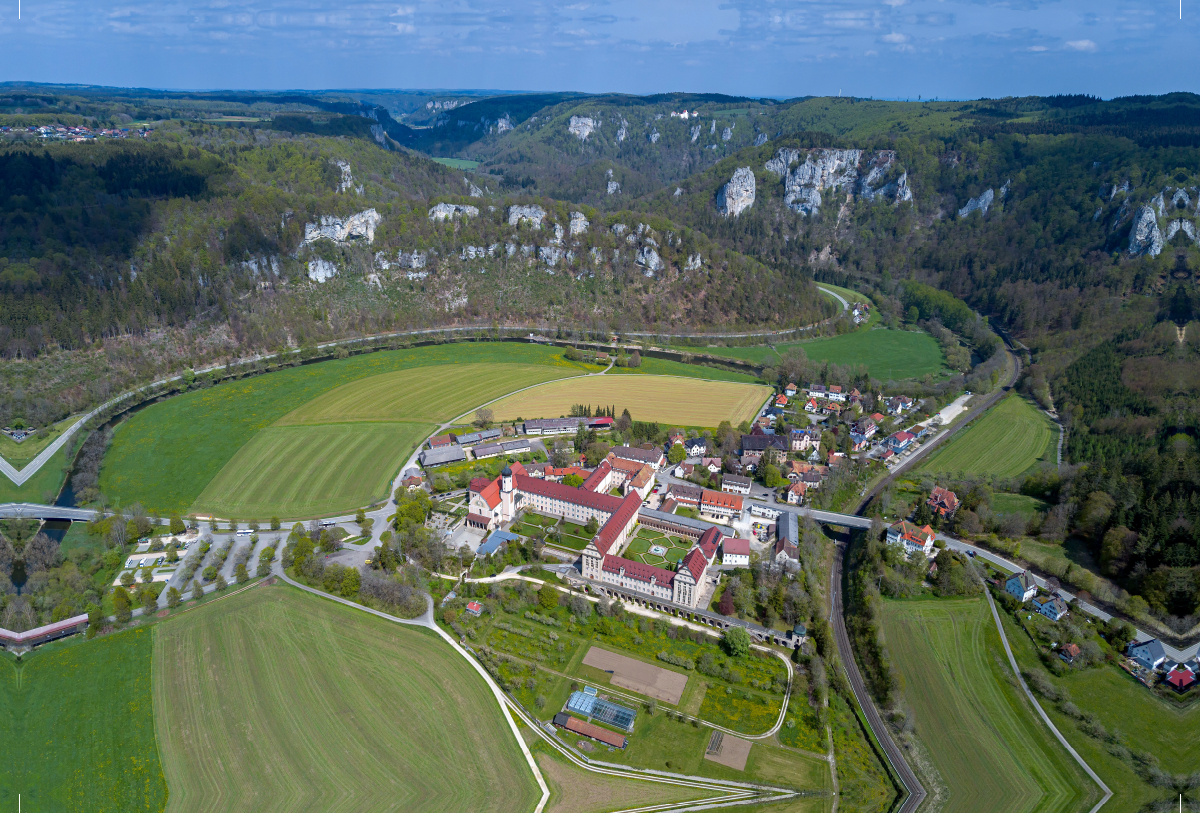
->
{"left": 880, "top": 599, "right": 1095, "bottom": 813}
{"left": 488, "top": 376, "right": 770, "bottom": 427}
{"left": 916, "top": 395, "right": 1055, "bottom": 478}
{"left": 154, "top": 585, "right": 543, "bottom": 813}
{"left": 274, "top": 363, "right": 579, "bottom": 426}
{"left": 191, "top": 422, "right": 433, "bottom": 519}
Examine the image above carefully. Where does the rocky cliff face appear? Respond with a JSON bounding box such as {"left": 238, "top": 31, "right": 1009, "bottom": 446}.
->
{"left": 958, "top": 189, "right": 994, "bottom": 218}
{"left": 428, "top": 203, "right": 479, "bottom": 222}
{"left": 717, "top": 167, "right": 756, "bottom": 218}
{"left": 508, "top": 204, "right": 546, "bottom": 228}
{"left": 762, "top": 148, "right": 913, "bottom": 216}
{"left": 307, "top": 258, "right": 338, "bottom": 282}
{"left": 569, "top": 116, "right": 597, "bottom": 140}
{"left": 1128, "top": 205, "right": 1164, "bottom": 257}
{"left": 569, "top": 211, "right": 590, "bottom": 236}
{"left": 303, "top": 209, "right": 381, "bottom": 245}
{"left": 636, "top": 246, "right": 663, "bottom": 276}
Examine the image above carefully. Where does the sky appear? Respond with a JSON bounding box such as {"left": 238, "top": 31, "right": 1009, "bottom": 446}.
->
{"left": 0, "top": 0, "right": 1193, "bottom": 99}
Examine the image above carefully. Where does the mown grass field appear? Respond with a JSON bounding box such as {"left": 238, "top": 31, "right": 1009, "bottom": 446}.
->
{"left": 100, "top": 342, "right": 600, "bottom": 514}
{"left": 489, "top": 375, "right": 770, "bottom": 427}
{"left": 915, "top": 395, "right": 1055, "bottom": 478}
{"left": 0, "top": 629, "right": 167, "bottom": 813}
{"left": 531, "top": 744, "right": 717, "bottom": 813}
{"left": 154, "top": 584, "right": 542, "bottom": 813}
{"left": 275, "top": 363, "right": 575, "bottom": 426}
{"left": 996, "top": 613, "right": 1175, "bottom": 813}
{"left": 607, "top": 355, "right": 760, "bottom": 383}
{"left": 0, "top": 441, "right": 71, "bottom": 504}
{"left": 0, "top": 413, "right": 80, "bottom": 468}
{"left": 191, "top": 422, "right": 433, "bottom": 519}
{"left": 881, "top": 598, "right": 1095, "bottom": 813}
{"left": 669, "top": 327, "right": 944, "bottom": 381}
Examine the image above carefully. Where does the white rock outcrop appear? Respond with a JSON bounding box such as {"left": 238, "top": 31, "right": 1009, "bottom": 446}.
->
{"left": 1109, "top": 180, "right": 1131, "bottom": 200}
{"left": 717, "top": 167, "right": 756, "bottom": 218}
{"left": 649, "top": 130, "right": 660, "bottom": 144}
{"left": 754, "top": 133, "right": 768, "bottom": 146}
{"left": 550, "top": 223, "right": 565, "bottom": 245}
{"left": 539, "top": 246, "right": 563, "bottom": 266}
{"left": 607, "top": 180, "right": 621, "bottom": 195}
{"left": 569, "top": 116, "right": 597, "bottom": 140}
{"left": 307, "top": 258, "right": 338, "bottom": 282}
{"left": 460, "top": 245, "right": 487, "bottom": 260}
{"left": 617, "top": 119, "right": 628, "bottom": 142}
{"left": 958, "top": 189, "right": 994, "bottom": 218}
{"left": 463, "top": 177, "right": 483, "bottom": 197}
{"left": 496, "top": 114, "right": 514, "bottom": 133}
{"left": 636, "top": 246, "right": 663, "bottom": 276}
{"left": 690, "top": 125, "right": 701, "bottom": 143}
{"left": 334, "top": 160, "right": 354, "bottom": 193}
{"left": 784, "top": 150, "right": 861, "bottom": 215}
{"left": 685, "top": 254, "right": 702, "bottom": 271}
{"left": 508, "top": 204, "right": 546, "bottom": 228}
{"left": 710, "top": 119, "right": 717, "bottom": 134}
{"left": 673, "top": 187, "right": 683, "bottom": 197}
{"left": 1128, "top": 205, "right": 1164, "bottom": 257}
{"left": 303, "top": 209, "right": 381, "bottom": 245}
{"left": 611, "top": 224, "right": 627, "bottom": 236}
{"left": 569, "top": 211, "right": 590, "bottom": 236}
{"left": 1172, "top": 188, "right": 1192, "bottom": 210}
{"left": 428, "top": 203, "right": 479, "bottom": 222}
{"left": 722, "top": 125, "right": 734, "bottom": 141}
{"left": 1164, "top": 218, "right": 1199, "bottom": 245}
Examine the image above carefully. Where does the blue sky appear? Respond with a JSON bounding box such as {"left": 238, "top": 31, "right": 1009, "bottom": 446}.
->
{"left": 0, "top": 0, "right": 1192, "bottom": 98}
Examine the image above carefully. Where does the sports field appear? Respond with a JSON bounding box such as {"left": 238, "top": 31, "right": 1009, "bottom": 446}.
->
{"left": 916, "top": 395, "right": 1055, "bottom": 478}
{"left": 154, "top": 584, "right": 543, "bottom": 813}
{"left": 489, "top": 375, "right": 769, "bottom": 427}
{"left": 100, "top": 342, "right": 599, "bottom": 515}
{"left": 191, "top": 422, "right": 433, "bottom": 518}
{"left": 0, "top": 629, "right": 168, "bottom": 813}
{"left": 881, "top": 598, "right": 1095, "bottom": 813}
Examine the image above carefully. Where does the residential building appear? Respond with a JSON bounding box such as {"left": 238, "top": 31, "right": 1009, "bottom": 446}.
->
{"left": 927, "top": 486, "right": 960, "bottom": 516}
{"left": 722, "top": 536, "right": 750, "bottom": 567}
{"left": 786, "top": 482, "right": 807, "bottom": 504}
{"left": 806, "top": 383, "right": 827, "bottom": 399}
{"left": 684, "top": 437, "right": 710, "bottom": 456}
{"left": 701, "top": 457, "right": 722, "bottom": 473}
{"left": 741, "top": 434, "right": 787, "bottom": 454}
{"left": 1059, "top": 643, "right": 1080, "bottom": 664}
{"left": 429, "top": 433, "right": 455, "bottom": 448}
{"left": 610, "top": 446, "right": 667, "bottom": 469}
{"left": 465, "top": 601, "right": 483, "bottom": 617}
{"left": 885, "top": 521, "right": 936, "bottom": 556}
{"left": 790, "top": 427, "right": 821, "bottom": 452}
{"left": 1033, "top": 595, "right": 1069, "bottom": 621}
{"left": 804, "top": 397, "right": 821, "bottom": 413}
{"left": 887, "top": 431, "right": 916, "bottom": 452}
{"left": 886, "top": 396, "right": 914, "bottom": 416}
{"left": 854, "top": 418, "right": 877, "bottom": 438}
{"left": 749, "top": 502, "right": 782, "bottom": 520}
{"left": 669, "top": 432, "right": 685, "bottom": 447}
{"left": 784, "top": 383, "right": 798, "bottom": 397}
{"left": 827, "top": 385, "right": 846, "bottom": 402}
{"left": 1128, "top": 639, "right": 1168, "bottom": 671}
{"left": 775, "top": 394, "right": 789, "bottom": 407}
{"left": 848, "top": 432, "right": 869, "bottom": 452}
{"left": 721, "top": 474, "right": 752, "bottom": 495}
{"left": 700, "top": 489, "right": 743, "bottom": 520}
{"left": 1005, "top": 571, "right": 1038, "bottom": 603}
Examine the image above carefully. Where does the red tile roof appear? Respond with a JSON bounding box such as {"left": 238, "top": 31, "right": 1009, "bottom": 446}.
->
{"left": 514, "top": 474, "right": 625, "bottom": 514}
{"left": 680, "top": 547, "right": 708, "bottom": 582}
{"left": 470, "top": 478, "right": 501, "bottom": 510}
{"left": 593, "top": 494, "right": 642, "bottom": 555}
{"left": 701, "top": 489, "right": 743, "bottom": 512}
{"left": 723, "top": 537, "right": 750, "bottom": 556}
{"left": 582, "top": 460, "right": 612, "bottom": 492}
{"left": 602, "top": 554, "right": 675, "bottom": 588}
{"left": 465, "top": 513, "right": 492, "bottom": 526}
{"left": 562, "top": 715, "right": 627, "bottom": 748}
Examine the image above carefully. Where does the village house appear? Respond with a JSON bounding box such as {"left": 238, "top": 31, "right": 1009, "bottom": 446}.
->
{"left": 804, "top": 397, "right": 821, "bottom": 413}
{"left": 887, "top": 431, "right": 916, "bottom": 452}
{"left": 848, "top": 432, "right": 869, "bottom": 452}
{"left": 886, "top": 396, "right": 914, "bottom": 416}
{"left": 1005, "top": 571, "right": 1038, "bottom": 603}
{"left": 741, "top": 434, "right": 787, "bottom": 454}
{"left": 927, "top": 486, "right": 960, "bottom": 516}
{"left": 701, "top": 457, "right": 723, "bottom": 474}
{"left": 806, "top": 383, "right": 827, "bottom": 399}
{"left": 1032, "top": 594, "right": 1070, "bottom": 622}
{"left": 452, "top": 428, "right": 503, "bottom": 446}
{"left": 721, "top": 474, "right": 752, "bottom": 495}
{"left": 790, "top": 427, "right": 821, "bottom": 452}
{"left": 784, "top": 383, "right": 798, "bottom": 397}
{"left": 429, "top": 433, "right": 455, "bottom": 448}
{"left": 684, "top": 437, "right": 710, "bottom": 456}
{"left": 665, "top": 482, "right": 703, "bottom": 509}
{"left": 1059, "top": 643, "right": 1081, "bottom": 664}
{"left": 885, "top": 521, "right": 936, "bottom": 556}
{"left": 854, "top": 418, "right": 877, "bottom": 438}
{"left": 669, "top": 431, "right": 685, "bottom": 447}
{"left": 775, "top": 394, "right": 789, "bottom": 408}
{"left": 1128, "top": 639, "right": 1168, "bottom": 671}
{"left": 722, "top": 536, "right": 750, "bottom": 567}
{"left": 786, "top": 482, "right": 807, "bottom": 504}
{"left": 827, "top": 385, "right": 846, "bottom": 403}
{"left": 700, "top": 489, "right": 743, "bottom": 520}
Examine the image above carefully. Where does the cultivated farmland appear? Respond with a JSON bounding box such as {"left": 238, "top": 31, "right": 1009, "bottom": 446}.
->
{"left": 1, "top": 629, "right": 168, "bottom": 813}
{"left": 915, "top": 395, "right": 1055, "bottom": 478}
{"left": 489, "top": 376, "right": 770, "bottom": 427}
{"left": 881, "top": 598, "right": 1095, "bottom": 813}
{"left": 275, "top": 363, "right": 577, "bottom": 426}
{"left": 154, "top": 584, "right": 543, "bottom": 813}
{"left": 191, "top": 422, "right": 433, "bottom": 519}
{"left": 100, "top": 342, "right": 599, "bottom": 514}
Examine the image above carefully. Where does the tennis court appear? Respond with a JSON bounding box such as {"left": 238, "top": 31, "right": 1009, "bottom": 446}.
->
{"left": 582, "top": 646, "right": 689, "bottom": 704}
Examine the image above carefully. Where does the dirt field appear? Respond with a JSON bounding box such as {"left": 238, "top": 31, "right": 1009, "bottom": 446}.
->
{"left": 704, "top": 732, "right": 754, "bottom": 771}
{"left": 582, "top": 646, "right": 689, "bottom": 704}
{"left": 488, "top": 375, "right": 769, "bottom": 427}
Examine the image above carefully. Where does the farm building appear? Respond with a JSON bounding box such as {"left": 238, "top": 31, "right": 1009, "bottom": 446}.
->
{"left": 523, "top": 418, "right": 586, "bottom": 435}
{"left": 420, "top": 445, "right": 467, "bottom": 467}
{"left": 452, "top": 428, "right": 502, "bottom": 446}
{"left": 552, "top": 713, "right": 627, "bottom": 748}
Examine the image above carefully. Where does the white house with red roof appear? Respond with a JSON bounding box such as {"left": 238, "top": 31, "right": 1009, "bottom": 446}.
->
{"left": 886, "top": 521, "right": 936, "bottom": 556}
{"left": 722, "top": 536, "right": 750, "bottom": 567}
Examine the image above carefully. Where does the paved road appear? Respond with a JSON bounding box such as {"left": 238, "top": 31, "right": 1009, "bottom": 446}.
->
{"left": 0, "top": 503, "right": 98, "bottom": 520}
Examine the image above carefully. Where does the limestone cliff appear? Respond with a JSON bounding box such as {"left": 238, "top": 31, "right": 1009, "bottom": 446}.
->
{"left": 957, "top": 189, "right": 994, "bottom": 218}
{"left": 569, "top": 116, "right": 597, "bottom": 140}
{"left": 428, "top": 203, "right": 479, "bottom": 222}
{"left": 717, "top": 167, "right": 756, "bottom": 218}
{"left": 307, "top": 258, "right": 337, "bottom": 282}
{"left": 303, "top": 209, "right": 381, "bottom": 245}
{"left": 508, "top": 204, "right": 546, "bottom": 228}
{"left": 569, "top": 211, "right": 590, "bottom": 236}
{"left": 763, "top": 148, "right": 912, "bottom": 215}
{"left": 1128, "top": 205, "right": 1164, "bottom": 257}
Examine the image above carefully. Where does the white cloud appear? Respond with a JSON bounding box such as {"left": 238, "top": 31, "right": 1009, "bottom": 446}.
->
{"left": 1065, "top": 39, "right": 1097, "bottom": 51}
{"left": 1027, "top": 45, "right": 1047, "bottom": 51}
{"left": 881, "top": 32, "right": 909, "bottom": 43}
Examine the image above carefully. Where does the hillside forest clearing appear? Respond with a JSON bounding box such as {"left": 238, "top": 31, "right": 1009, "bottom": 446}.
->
{"left": 0, "top": 628, "right": 167, "bottom": 813}
{"left": 487, "top": 376, "right": 770, "bottom": 427}
{"left": 880, "top": 598, "right": 1096, "bottom": 813}
{"left": 154, "top": 583, "right": 543, "bottom": 813}
{"left": 190, "top": 421, "right": 434, "bottom": 519}
{"left": 98, "top": 342, "right": 602, "bottom": 515}
{"left": 914, "top": 395, "right": 1056, "bottom": 478}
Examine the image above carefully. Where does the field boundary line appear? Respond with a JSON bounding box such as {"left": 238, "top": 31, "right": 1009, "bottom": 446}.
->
{"left": 983, "top": 586, "right": 1112, "bottom": 812}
